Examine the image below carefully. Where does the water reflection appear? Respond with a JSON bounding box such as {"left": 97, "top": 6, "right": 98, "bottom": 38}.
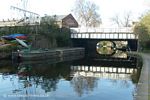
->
{"left": 71, "top": 76, "right": 98, "bottom": 97}
{"left": 17, "top": 62, "right": 71, "bottom": 93}
{"left": 70, "top": 57, "right": 141, "bottom": 97}
{"left": 0, "top": 56, "right": 141, "bottom": 100}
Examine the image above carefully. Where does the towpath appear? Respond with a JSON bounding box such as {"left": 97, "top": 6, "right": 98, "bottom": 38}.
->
{"left": 135, "top": 53, "right": 150, "bottom": 100}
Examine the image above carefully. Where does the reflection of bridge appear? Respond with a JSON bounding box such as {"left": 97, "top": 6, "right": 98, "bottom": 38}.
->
{"left": 71, "top": 27, "right": 138, "bottom": 58}
{"left": 70, "top": 56, "right": 140, "bottom": 80}
{"left": 70, "top": 65, "right": 137, "bottom": 80}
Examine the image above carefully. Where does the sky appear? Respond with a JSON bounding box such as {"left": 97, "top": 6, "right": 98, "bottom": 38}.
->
{"left": 0, "top": 0, "right": 150, "bottom": 27}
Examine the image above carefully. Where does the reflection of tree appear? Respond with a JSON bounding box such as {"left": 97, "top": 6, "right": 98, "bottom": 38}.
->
{"left": 131, "top": 68, "right": 141, "bottom": 83}
{"left": 109, "top": 79, "right": 131, "bottom": 88}
{"left": 17, "top": 75, "right": 59, "bottom": 93}
{"left": 131, "top": 58, "right": 142, "bottom": 84}
{"left": 109, "top": 68, "right": 140, "bottom": 88}
{"left": 71, "top": 76, "right": 98, "bottom": 96}
{"left": 16, "top": 62, "right": 71, "bottom": 93}
{"left": 120, "top": 80, "right": 130, "bottom": 88}
{"left": 113, "top": 50, "right": 127, "bottom": 58}
{"left": 39, "top": 77, "right": 58, "bottom": 92}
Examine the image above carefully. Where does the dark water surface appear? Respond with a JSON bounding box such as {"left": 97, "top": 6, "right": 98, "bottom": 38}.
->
{"left": 0, "top": 57, "right": 141, "bottom": 100}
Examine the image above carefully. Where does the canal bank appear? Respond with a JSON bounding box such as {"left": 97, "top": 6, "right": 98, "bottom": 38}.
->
{"left": 127, "top": 52, "right": 149, "bottom": 100}
{"left": 134, "top": 53, "right": 150, "bottom": 100}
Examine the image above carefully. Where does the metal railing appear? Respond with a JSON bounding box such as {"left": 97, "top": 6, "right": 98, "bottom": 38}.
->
{"left": 71, "top": 27, "right": 133, "bottom": 33}
{"left": 70, "top": 27, "right": 138, "bottom": 39}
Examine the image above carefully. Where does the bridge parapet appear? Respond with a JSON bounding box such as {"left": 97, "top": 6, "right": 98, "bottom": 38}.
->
{"left": 71, "top": 27, "right": 133, "bottom": 33}
{"left": 71, "top": 32, "right": 138, "bottom": 39}
{"left": 70, "top": 27, "right": 138, "bottom": 39}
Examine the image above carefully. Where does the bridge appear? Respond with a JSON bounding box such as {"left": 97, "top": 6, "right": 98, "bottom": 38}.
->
{"left": 70, "top": 27, "right": 138, "bottom": 58}
{"left": 71, "top": 27, "right": 137, "bottom": 39}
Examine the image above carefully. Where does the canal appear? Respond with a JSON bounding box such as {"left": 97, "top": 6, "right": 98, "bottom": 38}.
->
{"left": 0, "top": 55, "right": 142, "bottom": 100}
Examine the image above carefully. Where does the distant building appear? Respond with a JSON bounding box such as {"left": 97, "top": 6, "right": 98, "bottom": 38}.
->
{"left": 41, "top": 14, "right": 78, "bottom": 28}
{"left": 0, "top": 19, "right": 18, "bottom": 27}
{"left": 0, "top": 14, "right": 78, "bottom": 28}
{"left": 0, "top": 18, "right": 40, "bottom": 27}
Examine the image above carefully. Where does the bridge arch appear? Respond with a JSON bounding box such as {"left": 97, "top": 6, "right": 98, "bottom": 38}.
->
{"left": 96, "top": 40, "right": 116, "bottom": 56}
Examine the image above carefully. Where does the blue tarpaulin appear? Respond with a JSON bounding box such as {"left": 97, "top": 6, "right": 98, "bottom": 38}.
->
{"left": 2, "top": 34, "right": 27, "bottom": 40}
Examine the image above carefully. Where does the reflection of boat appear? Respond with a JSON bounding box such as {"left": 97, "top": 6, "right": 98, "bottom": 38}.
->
{"left": 17, "top": 55, "right": 84, "bottom": 66}
{"left": 0, "top": 60, "right": 17, "bottom": 74}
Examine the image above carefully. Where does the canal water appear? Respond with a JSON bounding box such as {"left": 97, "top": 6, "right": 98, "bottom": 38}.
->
{"left": 0, "top": 55, "right": 141, "bottom": 100}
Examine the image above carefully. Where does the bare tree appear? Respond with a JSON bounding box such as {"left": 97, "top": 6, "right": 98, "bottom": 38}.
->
{"left": 111, "top": 14, "right": 121, "bottom": 27}
{"left": 111, "top": 11, "right": 132, "bottom": 27}
{"left": 122, "top": 11, "right": 132, "bottom": 27}
{"left": 73, "top": 0, "right": 101, "bottom": 28}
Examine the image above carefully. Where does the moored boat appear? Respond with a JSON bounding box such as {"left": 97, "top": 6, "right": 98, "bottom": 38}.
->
{"left": 12, "top": 48, "right": 85, "bottom": 61}
{"left": 12, "top": 49, "right": 59, "bottom": 61}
